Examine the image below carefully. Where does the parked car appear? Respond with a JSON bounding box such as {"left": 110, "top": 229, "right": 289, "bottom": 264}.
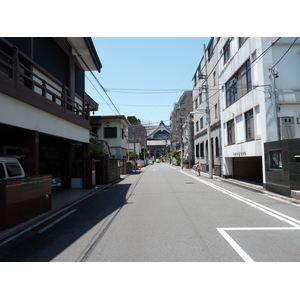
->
{"left": 51, "top": 176, "right": 62, "bottom": 189}
{"left": 156, "top": 159, "right": 160, "bottom": 163}
{"left": 148, "top": 160, "right": 153, "bottom": 165}
{"left": 0, "top": 156, "right": 25, "bottom": 180}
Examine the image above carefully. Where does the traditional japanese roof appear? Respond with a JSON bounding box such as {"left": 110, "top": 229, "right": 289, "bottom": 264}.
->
{"left": 147, "top": 121, "right": 172, "bottom": 140}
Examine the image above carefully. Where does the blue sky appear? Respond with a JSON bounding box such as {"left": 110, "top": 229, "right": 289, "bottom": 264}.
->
{"left": 86, "top": 37, "right": 210, "bottom": 125}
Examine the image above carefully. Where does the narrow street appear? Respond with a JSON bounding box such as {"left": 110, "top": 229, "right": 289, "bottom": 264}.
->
{"left": 2, "top": 163, "right": 300, "bottom": 262}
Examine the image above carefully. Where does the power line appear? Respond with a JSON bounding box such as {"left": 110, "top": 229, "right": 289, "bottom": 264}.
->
{"left": 67, "top": 38, "right": 122, "bottom": 115}
{"left": 85, "top": 75, "right": 117, "bottom": 115}
{"left": 272, "top": 37, "right": 298, "bottom": 69}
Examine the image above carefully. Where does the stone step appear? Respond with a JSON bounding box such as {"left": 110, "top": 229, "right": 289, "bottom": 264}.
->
{"left": 291, "top": 190, "right": 300, "bottom": 200}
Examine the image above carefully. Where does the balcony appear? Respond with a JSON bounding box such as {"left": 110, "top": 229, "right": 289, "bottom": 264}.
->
{"left": 0, "top": 47, "right": 90, "bottom": 129}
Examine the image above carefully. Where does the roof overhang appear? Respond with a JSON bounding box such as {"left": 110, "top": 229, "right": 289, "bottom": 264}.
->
{"left": 67, "top": 37, "right": 102, "bottom": 72}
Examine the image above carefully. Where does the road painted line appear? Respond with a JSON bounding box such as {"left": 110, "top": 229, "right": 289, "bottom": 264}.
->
{"left": 38, "top": 210, "right": 77, "bottom": 233}
{"left": 180, "top": 170, "right": 300, "bottom": 227}
{"left": 219, "top": 227, "right": 300, "bottom": 231}
{"left": 217, "top": 228, "right": 254, "bottom": 262}
{"left": 217, "top": 227, "right": 300, "bottom": 262}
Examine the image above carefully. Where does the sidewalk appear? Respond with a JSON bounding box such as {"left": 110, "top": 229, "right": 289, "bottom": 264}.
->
{"left": 0, "top": 175, "right": 127, "bottom": 245}
{"left": 169, "top": 163, "right": 300, "bottom": 205}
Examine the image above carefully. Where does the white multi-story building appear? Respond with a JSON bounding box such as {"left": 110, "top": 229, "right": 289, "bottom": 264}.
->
{"left": 217, "top": 37, "right": 300, "bottom": 186}
{"left": 191, "top": 37, "right": 300, "bottom": 187}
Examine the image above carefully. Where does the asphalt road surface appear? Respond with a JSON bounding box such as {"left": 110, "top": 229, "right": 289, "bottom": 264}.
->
{"left": 2, "top": 163, "right": 300, "bottom": 262}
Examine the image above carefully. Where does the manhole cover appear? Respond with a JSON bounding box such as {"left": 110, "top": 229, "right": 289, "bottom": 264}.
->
{"left": 185, "top": 182, "right": 194, "bottom": 184}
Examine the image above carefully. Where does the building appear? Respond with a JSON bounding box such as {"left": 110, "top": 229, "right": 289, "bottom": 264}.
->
{"left": 127, "top": 120, "right": 147, "bottom": 161}
{"left": 146, "top": 121, "right": 171, "bottom": 160}
{"left": 90, "top": 115, "right": 131, "bottom": 159}
{"left": 189, "top": 36, "right": 300, "bottom": 194}
{"left": 192, "top": 37, "right": 222, "bottom": 176}
{"left": 170, "top": 91, "right": 193, "bottom": 153}
{"left": 182, "top": 113, "right": 194, "bottom": 168}
{"left": 0, "top": 37, "right": 102, "bottom": 189}
{"left": 217, "top": 37, "right": 300, "bottom": 190}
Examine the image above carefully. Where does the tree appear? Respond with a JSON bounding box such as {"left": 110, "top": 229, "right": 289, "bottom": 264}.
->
{"left": 127, "top": 151, "right": 137, "bottom": 161}
{"left": 172, "top": 149, "right": 181, "bottom": 165}
{"left": 139, "top": 146, "right": 148, "bottom": 159}
{"left": 127, "top": 116, "right": 141, "bottom": 124}
{"left": 89, "top": 138, "right": 109, "bottom": 159}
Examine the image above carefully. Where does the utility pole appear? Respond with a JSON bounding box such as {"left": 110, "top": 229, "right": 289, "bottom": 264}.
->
{"left": 133, "top": 127, "right": 136, "bottom": 173}
{"left": 203, "top": 44, "right": 213, "bottom": 179}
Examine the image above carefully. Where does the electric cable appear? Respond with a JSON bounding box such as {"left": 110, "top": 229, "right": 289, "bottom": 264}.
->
{"left": 67, "top": 38, "right": 122, "bottom": 115}
{"left": 271, "top": 37, "right": 298, "bottom": 69}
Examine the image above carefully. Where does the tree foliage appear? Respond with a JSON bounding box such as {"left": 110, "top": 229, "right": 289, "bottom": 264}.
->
{"left": 127, "top": 116, "right": 140, "bottom": 124}
{"left": 89, "top": 138, "right": 109, "bottom": 159}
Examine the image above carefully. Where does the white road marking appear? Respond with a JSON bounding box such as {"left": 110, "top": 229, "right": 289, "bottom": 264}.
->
{"left": 176, "top": 168, "right": 300, "bottom": 262}
{"left": 217, "top": 228, "right": 254, "bottom": 262}
{"left": 217, "top": 227, "right": 300, "bottom": 262}
{"left": 180, "top": 170, "right": 300, "bottom": 227}
{"left": 38, "top": 209, "right": 77, "bottom": 233}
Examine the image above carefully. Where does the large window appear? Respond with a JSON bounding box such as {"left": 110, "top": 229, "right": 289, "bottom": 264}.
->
{"left": 245, "top": 109, "right": 254, "bottom": 141}
{"left": 227, "top": 119, "right": 235, "bottom": 145}
{"left": 225, "top": 59, "right": 252, "bottom": 107}
{"left": 104, "top": 127, "right": 117, "bottom": 138}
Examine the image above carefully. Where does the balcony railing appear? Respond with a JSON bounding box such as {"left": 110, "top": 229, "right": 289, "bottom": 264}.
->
{"left": 0, "top": 47, "right": 89, "bottom": 121}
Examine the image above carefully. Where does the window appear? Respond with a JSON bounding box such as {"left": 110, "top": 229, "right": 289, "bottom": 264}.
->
{"left": 270, "top": 151, "right": 282, "bottom": 169}
{"left": 215, "top": 104, "right": 218, "bottom": 119}
{"left": 5, "top": 163, "right": 22, "bottom": 177}
{"left": 279, "top": 117, "right": 295, "bottom": 139}
{"left": 104, "top": 127, "right": 117, "bottom": 138}
{"left": 223, "top": 40, "right": 231, "bottom": 64}
{"left": 215, "top": 137, "right": 219, "bottom": 157}
{"left": 199, "top": 93, "right": 203, "bottom": 104}
{"left": 213, "top": 71, "right": 216, "bottom": 86}
{"left": 245, "top": 109, "right": 254, "bottom": 141}
{"left": 194, "top": 97, "right": 198, "bottom": 109}
{"left": 196, "top": 121, "right": 199, "bottom": 132}
{"left": 200, "top": 142, "right": 204, "bottom": 158}
{"left": 200, "top": 117, "right": 204, "bottom": 129}
{"left": 207, "top": 39, "right": 214, "bottom": 61}
{"left": 0, "top": 164, "right": 6, "bottom": 179}
{"left": 238, "top": 37, "right": 248, "bottom": 48}
{"left": 196, "top": 144, "right": 199, "bottom": 157}
{"left": 227, "top": 119, "right": 235, "bottom": 145}
{"left": 225, "top": 59, "right": 252, "bottom": 107}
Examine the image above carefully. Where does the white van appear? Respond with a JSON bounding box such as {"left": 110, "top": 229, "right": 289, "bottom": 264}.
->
{"left": 0, "top": 157, "right": 25, "bottom": 180}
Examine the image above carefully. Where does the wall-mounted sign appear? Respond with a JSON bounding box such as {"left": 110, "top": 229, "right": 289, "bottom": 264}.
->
{"left": 270, "top": 150, "right": 282, "bottom": 169}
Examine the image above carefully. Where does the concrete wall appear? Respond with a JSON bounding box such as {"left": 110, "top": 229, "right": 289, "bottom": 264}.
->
{"left": 264, "top": 139, "right": 300, "bottom": 196}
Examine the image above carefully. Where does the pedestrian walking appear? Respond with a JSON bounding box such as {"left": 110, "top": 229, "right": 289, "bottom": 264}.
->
{"left": 193, "top": 161, "right": 202, "bottom": 176}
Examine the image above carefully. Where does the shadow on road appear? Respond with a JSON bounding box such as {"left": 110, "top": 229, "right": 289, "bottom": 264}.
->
{"left": 0, "top": 181, "right": 132, "bottom": 262}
